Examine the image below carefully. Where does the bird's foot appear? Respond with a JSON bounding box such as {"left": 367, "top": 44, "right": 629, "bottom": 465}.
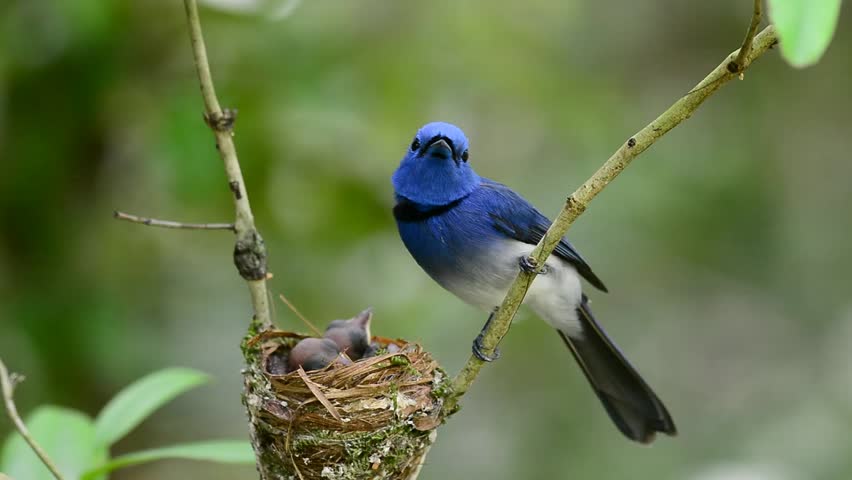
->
{"left": 471, "top": 308, "right": 501, "bottom": 362}
{"left": 472, "top": 335, "right": 500, "bottom": 362}
{"left": 518, "top": 256, "right": 548, "bottom": 275}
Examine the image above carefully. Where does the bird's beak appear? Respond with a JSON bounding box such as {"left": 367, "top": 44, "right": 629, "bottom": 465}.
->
{"left": 354, "top": 307, "right": 373, "bottom": 340}
{"left": 426, "top": 138, "right": 454, "bottom": 161}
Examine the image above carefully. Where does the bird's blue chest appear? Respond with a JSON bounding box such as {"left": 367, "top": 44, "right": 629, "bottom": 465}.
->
{"left": 395, "top": 197, "right": 497, "bottom": 282}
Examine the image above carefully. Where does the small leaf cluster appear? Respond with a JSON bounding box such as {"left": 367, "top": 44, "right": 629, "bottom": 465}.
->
{"left": 1, "top": 368, "right": 254, "bottom": 479}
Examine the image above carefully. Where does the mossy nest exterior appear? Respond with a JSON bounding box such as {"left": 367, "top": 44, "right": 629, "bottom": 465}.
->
{"left": 242, "top": 330, "right": 453, "bottom": 480}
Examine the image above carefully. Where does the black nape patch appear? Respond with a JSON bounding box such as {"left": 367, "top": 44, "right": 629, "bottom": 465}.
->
{"left": 393, "top": 197, "right": 463, "bottom": 222}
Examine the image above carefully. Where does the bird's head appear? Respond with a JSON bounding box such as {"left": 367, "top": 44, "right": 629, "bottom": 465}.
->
{"left": 392, "top": 122, "right": 480, "bottom": 206}
{"left": 324, "top": 308, "right": 373, "bottom": 360}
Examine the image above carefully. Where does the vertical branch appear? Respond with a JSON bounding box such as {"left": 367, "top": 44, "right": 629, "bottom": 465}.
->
{"left": 448, "top": 25, "right": 778, "bottom": 405}
{"left": 182, "top": 0, "right": 271, "bottom": 330}
{"left": 0, "top": 360, "right": 66, "bottom": 480}
{"left": 181, "top": 2, "right": 275, "bottom": 477}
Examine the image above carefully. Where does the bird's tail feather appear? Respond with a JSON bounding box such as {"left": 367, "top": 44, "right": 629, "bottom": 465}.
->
{"left": 559, "top": 299, "right": 676, "bottom": 443}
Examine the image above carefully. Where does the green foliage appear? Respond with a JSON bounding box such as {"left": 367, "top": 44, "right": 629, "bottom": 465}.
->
{"left": 80, "top": 441, "right": 256, "bottom": 480}
{"left": 0, "top": 369, "right": 254, "bottom": 479}
{"left": 93, "top": 367, "right": 209, "bottom": 446}
{"left": 769, "top": 0, "right": 843, "bottom": 67}
{"left": 0, "top": 406, "right": 107, "bottom": 480}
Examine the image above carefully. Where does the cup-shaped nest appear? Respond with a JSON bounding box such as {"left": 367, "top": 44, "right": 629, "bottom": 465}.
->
{"left": 242, "top": 331, "right": 453, "bottom": 480}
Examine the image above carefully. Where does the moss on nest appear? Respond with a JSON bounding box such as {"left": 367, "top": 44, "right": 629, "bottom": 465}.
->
{"left": 242, "top": 330, "right": 452, "bottom": 480}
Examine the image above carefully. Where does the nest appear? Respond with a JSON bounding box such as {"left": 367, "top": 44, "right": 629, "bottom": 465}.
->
{"left": 242, "top": 330, "right": 453, "bottom": 480}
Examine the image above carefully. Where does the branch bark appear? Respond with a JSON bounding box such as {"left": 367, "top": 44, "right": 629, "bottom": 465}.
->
{"left": 0, "top": 359, "right": 66, "bottom": 480}
{"left": 449, "top": 25, "right": 778, "bottom": 406}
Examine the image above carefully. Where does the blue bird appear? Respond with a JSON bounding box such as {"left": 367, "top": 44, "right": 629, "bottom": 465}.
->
{"left": 392, "top": 121, "right": 676, "bottom": 443}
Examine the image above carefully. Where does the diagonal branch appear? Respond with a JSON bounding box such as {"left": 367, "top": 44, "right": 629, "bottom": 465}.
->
{"left": 113, "top": 211, "right": 235, "bottom": 231}
{"left": 182, "top": 0, "right": 271, "bottom": 331}
{"left": 448, "top": 25, "right": 778, "bottom": 405}
{"left": 0, "top": 359, "right": 66, "bottom": 480}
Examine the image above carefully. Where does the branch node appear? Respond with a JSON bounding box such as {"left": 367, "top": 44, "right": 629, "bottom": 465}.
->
{"left": 565, "top": 195, "right": 587, "bottom": 215}
{"left": 229, "top": 180, "right": 243, "bottom": 200}
{"left": 234, "top": 230, "right": 268, "bottom": 280}
{"left": 627, "top": 137, "right": 637, "bottom": 148}
{"left": 204, "top": 108, "right": 238, "bottom": 132}
{"left": 731, "top": 0, "right": 763, "bottom": 73}
{"left": 9, "top": 372, "right": 24, "bottom": 391}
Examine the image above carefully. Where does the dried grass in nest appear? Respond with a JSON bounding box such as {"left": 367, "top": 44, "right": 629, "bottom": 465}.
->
{"left": 242, "top": 330, "right": 453, "bottom": 480}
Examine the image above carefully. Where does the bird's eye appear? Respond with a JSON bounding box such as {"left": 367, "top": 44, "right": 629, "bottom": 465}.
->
{"left": 410, "top": 138, "right": 421, "bottom": 151}
{"left": 461, "top": 150, "right": 469, "bottom": 162}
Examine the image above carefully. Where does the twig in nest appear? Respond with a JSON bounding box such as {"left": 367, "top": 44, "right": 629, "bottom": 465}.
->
{"left": 279, "top": 294, "right": 322, "bottom": 336}
{"left": 0, "top": 359, "right": 66, "bottom": 480}
{"left": 296, "top": 367, "right": 342, "bottom": 421}
{"left": 285, "top": 413, "right": 306, "bottom": 480}
{"left": 113, "top": 211, "right": 235, "bottom": 231}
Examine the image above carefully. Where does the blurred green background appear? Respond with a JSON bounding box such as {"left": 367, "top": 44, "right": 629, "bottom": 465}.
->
{"left": 1, "top": 0, "right": 851, "bottom": 479}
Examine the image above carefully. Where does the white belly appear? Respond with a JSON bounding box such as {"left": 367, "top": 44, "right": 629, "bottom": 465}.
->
{"left": 441, "top": 240, "right": 584, "bottom": 336}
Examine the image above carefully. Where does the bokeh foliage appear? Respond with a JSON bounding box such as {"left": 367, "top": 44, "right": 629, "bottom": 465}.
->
{"left": 1, "top": 1, "right": 851, "bottom": 479}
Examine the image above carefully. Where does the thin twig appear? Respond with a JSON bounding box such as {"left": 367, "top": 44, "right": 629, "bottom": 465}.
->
{"left": 730, "top": 0, "right": 763, "bottom": 73}
{"left": 278, "top": 294, "right": 323, "bottom": 336}
{"left": 448, "top": 25, "right": 778, "bottom": 407}
{"left": 0, "top": 359, "right": 66, "bottom": 480}
{"left": 296, "top": 367, "right": 342, "bottom": 422}
{"left": 113, "top": 211, "right": 235, "bottom": 231}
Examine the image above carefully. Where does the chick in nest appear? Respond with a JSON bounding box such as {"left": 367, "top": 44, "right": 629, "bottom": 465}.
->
{"left": 287, "top": 337, "right": 351, "bottom": 372}
{"left": 323, "top": 307, "right": 373, "bottom": 360}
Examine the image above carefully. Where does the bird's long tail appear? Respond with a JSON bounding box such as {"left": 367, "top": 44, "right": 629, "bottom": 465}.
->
{"left": 559, "top": 298, "right": 677, "bottom": 443}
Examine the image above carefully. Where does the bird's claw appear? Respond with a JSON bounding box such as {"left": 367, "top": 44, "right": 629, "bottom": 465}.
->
{"left": 518, "top": 256, "right": 547, "bottom": 274}
{"left": 472, "top": 307, "right": 502, "bottom": 362}
{"left": 472, "top": 334, "right": 500, "bottom": 362}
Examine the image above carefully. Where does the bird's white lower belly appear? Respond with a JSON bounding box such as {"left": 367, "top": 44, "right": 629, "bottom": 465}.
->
{"left": 441, "top": 240, "right": 584, "bottom": 336}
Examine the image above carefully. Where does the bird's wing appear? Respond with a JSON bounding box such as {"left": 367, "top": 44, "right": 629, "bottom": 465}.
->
{"left": 481, "top": 180, "right": 608, "bottom": 292}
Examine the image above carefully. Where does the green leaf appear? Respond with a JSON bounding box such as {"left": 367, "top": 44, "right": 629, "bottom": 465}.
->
{"left": 768, "top": 0, "right": 842, "bottom": 67}
{"left": 94, "top": 367, "right": 210, "bottom": 447}
{"left": 0, "top": 406, "right": 108, "bottom": 480}
{"left": 80, "top": 440, "right": 256, "bottom": 480}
